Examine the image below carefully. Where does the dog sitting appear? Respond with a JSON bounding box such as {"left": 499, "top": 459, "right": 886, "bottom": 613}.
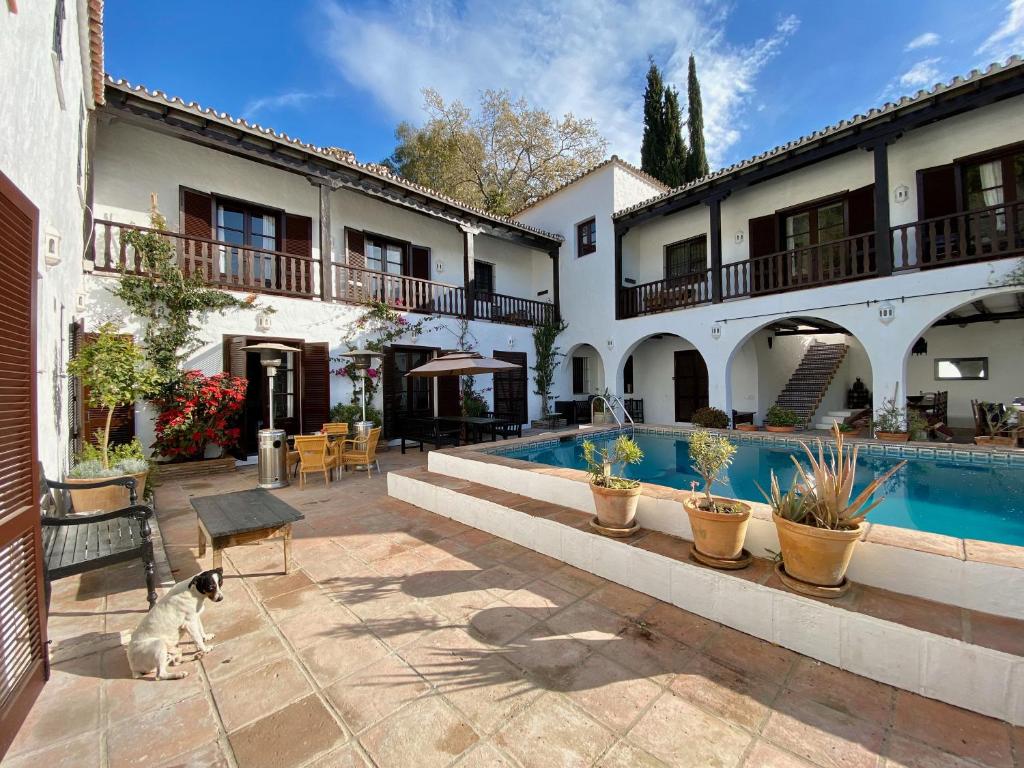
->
{"left": 127, "top": 568, "right": 224, "bottom": 680}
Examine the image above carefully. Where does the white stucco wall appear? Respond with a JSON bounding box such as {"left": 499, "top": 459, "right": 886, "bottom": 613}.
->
{"left": 611, "top": 165, "right": 666, "bottom": 213}
{"left": 622, "top": 206, "right": 710, "bottom": 286}
{"left": 1, "top": 1, "right": 92, "bottom": 478}
{"left": 628, "top": 334, "right": 699, "bottom": 424}
{"left": 907, "top": 319, "right": 1024, "bottom": 428}
{"left": 563, "top": 343, "right": 605, "bottom": 397}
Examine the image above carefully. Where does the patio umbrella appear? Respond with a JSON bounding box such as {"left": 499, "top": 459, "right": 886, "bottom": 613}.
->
{"left": 404, "top": 351, "right": 522, "bottom": 378}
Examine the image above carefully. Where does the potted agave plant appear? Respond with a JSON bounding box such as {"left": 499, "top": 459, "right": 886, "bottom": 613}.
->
{"left": 973, "top": 403, "right": 1017, "bottom": 447}
{"left": 582, "top": 435, "right": 644, "bottom": 536}
{"left": 765, "top": 405, "right": 801, "bottom": 433}
{"left": 760, "top": 422, "right": 906, "bottom": 595}
{"left": 684, "top": 430, "right": 751, "bottom": 568}
{"left": 65, "top": 325, "right": 157, "bottom": 512}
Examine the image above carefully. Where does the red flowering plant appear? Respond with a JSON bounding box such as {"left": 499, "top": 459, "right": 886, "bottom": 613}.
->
{"left": 153, "top": 371, "right": 248, "bottom": 461}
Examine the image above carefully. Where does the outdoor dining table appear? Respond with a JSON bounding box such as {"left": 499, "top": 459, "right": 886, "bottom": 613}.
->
{"left": 438, "top": 415, "right": 499, "bottom": 443}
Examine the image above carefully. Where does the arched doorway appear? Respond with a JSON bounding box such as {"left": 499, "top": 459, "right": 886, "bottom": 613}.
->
{"left": 728, "top": 316, "right": 873, "bottom": 430}
{"left": 621, "top": 334, "right": 709, "bottom": 423}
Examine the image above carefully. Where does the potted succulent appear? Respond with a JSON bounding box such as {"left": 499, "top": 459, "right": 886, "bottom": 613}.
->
{"left": 837, "top": 421, "right": 862, "bottom": 438}
{"left": 692, "top": 406, "right": 729, "bottom": 429}
{"left": 684, "top": 430, "right": 751, "bottom": 566}
{"left": 871, "top": 396, "right": 920, "bottom": 442}
{"left": 765, "top": 405, "right": 801, "bottom": 433}
{"left": 582, "top": 435, "right": 644, "bottom": 535}
{"left": 760, "top": 422, "right": 906, "bottom": 593}
{"left": 66, "top": 325, "right": 158, "bottom": 512}
{"left": 973, "top": 403, "right": 1016, "bottom": 447}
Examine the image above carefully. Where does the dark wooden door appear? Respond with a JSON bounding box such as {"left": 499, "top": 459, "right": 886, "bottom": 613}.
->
{"left": 382, "top": 346, "right": 435, "bottom": 438}
{"left": 493, "top": 351, "right": 528, "bottom": 424}
{"left": 674, "top": 350, "right": 708, "bottom": 422}
{"left": 225, "top": 335, "right": 305, "bottom": 454}
{"left": 0, "top": 172, "right": 47, "bottom": 757}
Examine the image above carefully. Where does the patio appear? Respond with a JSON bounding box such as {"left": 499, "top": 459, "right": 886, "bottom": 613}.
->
{"left": 7, "top": 451, "right": 1022, "bottom": 768}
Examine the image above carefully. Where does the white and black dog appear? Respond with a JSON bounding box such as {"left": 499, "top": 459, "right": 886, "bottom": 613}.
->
{"left": 127, "top": 568, "right": 224, "bottom": 680}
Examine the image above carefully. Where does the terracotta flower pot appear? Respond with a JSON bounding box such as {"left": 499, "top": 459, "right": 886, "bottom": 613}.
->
{"left": 773, "top": 513, "right": 861, "bottom": 588}
{"left": 875, "top": 431, "right": 909, "bottom": 442}
{"left": 974, "top": 435, "right": 1016, "bottom": 447}
{"left": 66, "top": 471, "right": 148, "bottom": 514}
{"left": 684, "top": 495, "right": 751, "bottom": 561}
{"left": 765, "top": 425, "right": 796, "bottom": 433}
{"left": 590, "top": 482, "right": 642, "bottom": 530}
{"left": 735, "top": 424, "right": 759, "bottom": 432}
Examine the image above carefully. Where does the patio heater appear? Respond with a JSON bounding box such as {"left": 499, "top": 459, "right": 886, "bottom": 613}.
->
{"left": 339, "top": 349, "right": 382, "bottom": 441}
{"left": 241, "top": 342, "right": 301, "bottom": 489}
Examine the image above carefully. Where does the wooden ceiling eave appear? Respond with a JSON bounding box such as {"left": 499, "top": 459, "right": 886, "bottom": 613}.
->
{"left": 102, "top": 97, "right": 560, "bottom": 252}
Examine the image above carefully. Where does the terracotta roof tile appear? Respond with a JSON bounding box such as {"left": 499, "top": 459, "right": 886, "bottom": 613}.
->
{"left": 87, "top": 0, "right": 104, "bottom": 105}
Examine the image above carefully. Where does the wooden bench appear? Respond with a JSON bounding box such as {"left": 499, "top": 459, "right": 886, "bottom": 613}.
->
{"left": 41, "top": 474, "right": 158, "bottom": 608}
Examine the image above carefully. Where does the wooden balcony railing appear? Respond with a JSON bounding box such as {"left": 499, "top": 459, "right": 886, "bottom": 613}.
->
{"left": 721, "top": 233, "right": 876, "bottom": 301}
{"left": 473, "top": 291, "right": 555, "bottom": 326}
{"left": 330, "top": 261, "right": 467, "bottom": 318}
{"left": 94, "top": 220, "right": 318, "bottom": 298}
{"left": 891, "top": 200, "right": 1024, "bottom": 270}
{"left": 619, "top": 270, "right": 712, "bottom": 318}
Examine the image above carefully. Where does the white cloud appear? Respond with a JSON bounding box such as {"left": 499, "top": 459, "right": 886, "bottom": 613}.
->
{"left": 905, "top": 32, "right": 940, "bottom": 50}
{"left": 318, "top": 0, "right": 799, "bottom": 168}
{"left": 898, "top": 58, "right": 943, "bottom": 89}
{"left": 977, "top": 0, "right": 1024, "bottom": 60}
{"left": 243, "top": 91, "right": 322, "bottom": 120}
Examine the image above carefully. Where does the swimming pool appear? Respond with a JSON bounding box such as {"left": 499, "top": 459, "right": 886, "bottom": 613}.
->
{"left": 495, "top": 430, "right": 1024, "bottom": 546}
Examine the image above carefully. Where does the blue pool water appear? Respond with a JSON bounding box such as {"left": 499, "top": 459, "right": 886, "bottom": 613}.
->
{"left": 496, "top": 431, "right": 1024, "bottom": 546}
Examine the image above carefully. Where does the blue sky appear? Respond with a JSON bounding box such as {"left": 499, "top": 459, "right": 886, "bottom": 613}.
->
{"left": 105, "top": 1, "right": 1023, "bottom": 172}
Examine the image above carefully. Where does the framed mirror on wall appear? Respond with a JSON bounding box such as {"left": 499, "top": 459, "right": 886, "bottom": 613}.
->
{"left": 935, "top": 357, "right": 988, "bottom": 381}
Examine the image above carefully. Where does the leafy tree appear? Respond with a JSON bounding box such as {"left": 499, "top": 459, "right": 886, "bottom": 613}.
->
{"left": 662, "top": 86, "right": 688, "bottom": 187}
{"left": 386, "top": 89, "right": 607, "bottom": 216}
{"left": 640, "top": 60, "right": 667, "bottom": 181}
{"left": 684, "top": 53, "right": 710, "bottom": 182}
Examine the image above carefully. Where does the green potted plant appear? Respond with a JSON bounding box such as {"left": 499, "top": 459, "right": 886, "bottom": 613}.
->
{"left": 66, "top": 325, "right": 158, "bottom": 512}
{"left": 765, "top": 405, "right": 801, "bottom": 433}
{"left": 871, "top": 396, "right": 919, "bottom": 442}
{"left": 582, "top": 435, "right": 644, "bottom": 535}
{"left": 760, "top": 422, "right": 906, "bottom": 594}
{"left": 973, "top": 403, "right": 1016, "bottom": 447}
{"left": 837, "top": 421, "right": 862, "bottom": 438}
{"left": 684, "top": 430, "right": 751, "bottom": 567}
{"left": 692, "top": 406, "right": 729, "bottom": 429}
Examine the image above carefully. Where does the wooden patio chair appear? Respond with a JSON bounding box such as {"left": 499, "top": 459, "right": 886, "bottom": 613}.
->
{"left": 293, "top": 435, "right": 338, "bottom": 488}
{"left": 340, "top": 427, "right": 382, "bottom": 478}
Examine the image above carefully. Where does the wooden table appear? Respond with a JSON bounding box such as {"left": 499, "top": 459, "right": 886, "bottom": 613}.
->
{"left": 191, "top": 489, "right": 305, "bottom": 574}
{"left": 439, "top": 415, "right": 500, "bottom": 443}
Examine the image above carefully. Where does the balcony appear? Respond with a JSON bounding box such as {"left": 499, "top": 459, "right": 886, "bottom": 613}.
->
{"left": 619, "top": 203, "right": 1024, "bottom": 318}
{"left": 92, "top": 221, "right": 554, "bottom": 326}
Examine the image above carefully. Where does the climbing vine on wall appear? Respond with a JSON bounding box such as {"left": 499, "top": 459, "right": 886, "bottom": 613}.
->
{"left": 532, "top": 317, "right": 569, "bottom": 416}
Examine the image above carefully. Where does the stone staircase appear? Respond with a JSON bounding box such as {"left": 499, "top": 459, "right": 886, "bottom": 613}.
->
{"left": 773, "top": 342, "right": 848, "bottom": 428}
{"left": 814, "top": 409, "right": 857, "bottom": 431}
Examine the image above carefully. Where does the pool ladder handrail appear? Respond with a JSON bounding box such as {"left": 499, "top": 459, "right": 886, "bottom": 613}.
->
{"left": 590, "top": 393, "right": 635, "bottom": 437}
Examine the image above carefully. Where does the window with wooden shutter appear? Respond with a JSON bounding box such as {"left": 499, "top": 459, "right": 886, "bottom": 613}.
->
{"left": 846, "top": 184, "right": 875, "bottom": 235}
{"left": 748, "top": 214, "right": 776, "bottom": 258}
{"left": 0, "top": 172, "right": 46, "bottom": 757}
{"left": 345, "top": 228, "right": 366, "bottom": 268}
{"left": 493, "top": 351, "right": 528, "bottom": 424}
{"left": 283, "top": 214, "right": 312, "bottom": 295}
{"left": 301, "top": 342, "right": 330, "bottom": 434}
{"left": 179, "top": 188, "right": 214, "bottom": 239}
{"left": 572, "top": 356, "right": 589, "bottom": 395}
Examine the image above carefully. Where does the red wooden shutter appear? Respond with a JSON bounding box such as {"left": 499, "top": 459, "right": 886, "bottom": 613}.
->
{"left": 917, "top": 164, "right": 957, "bottom": 219}
{"left": 179, "top": 188, "right": 214, "bottom": 238}
{"left": 78, "top": 329, "right": 136, "bottom": 449}
{"left": 0, "top": 172, "right": 46, "bottom": 757}
{"left": 224, "top": 336, "right": 248, "bottom": 378}
{"left": 345, "top": 228, "right": 365, "bottom": 268}
{"left": 748, "top": 214, "right": 777, "bottom": 258}
{"left": 847, "top": 184, "right": 875, "bottom": 235}
{"left": 301, "top": 342, "right": 330, "bottom": 434}
{"left": 282, "top": 214, "right": 313, "bottom": 294}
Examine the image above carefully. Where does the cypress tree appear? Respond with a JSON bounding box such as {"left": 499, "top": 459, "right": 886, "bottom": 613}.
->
{"left": 662, "top": 86, "right": 687, "bottom": 187}
{"left": 640, "top": 60, "right": 666, "bottom": 181}
{"left": 683, "top": 53, "right": 710, "bottom": 182}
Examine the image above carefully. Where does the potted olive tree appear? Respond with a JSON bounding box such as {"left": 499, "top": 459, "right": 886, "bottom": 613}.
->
{"left": 765, "top": 405, "right": 801, "bottom": 433}
{"left": 66, "top": 324, "right": 158, "bottom": 512}
{"left": 761, "top": 422, "right": 906, "bottom": 595}
{"left": 582, "top": 435, "right": 644, "bottom": 536}
{"left": 871, "top": 397, "right": 925, "bottom": 442}
{"left": 684, "top": 430, "right": 751, "bottom": 568}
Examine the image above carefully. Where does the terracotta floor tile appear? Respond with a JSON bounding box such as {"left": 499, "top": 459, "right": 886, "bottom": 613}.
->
{"left": 855, "top": 587, "right": 964, "bottom": 640}
{"left": 670, "top": 652, "right": 779, "bottom": 731}
{"left": 304, "top": 744, "right": 372, "bottom": 768}
{"left": 297, "top": 632, "right": 390, "bottom": 687}
{"left": 562, "top": 652, "right": 662, "bottom": 733}
{"left": 631, "top": 531, "right": 692, "bottom": 561}
{"left": 595, "top": 740, "right": 666, "bottom": 768}
{"left": 200, "top": 600, "right": 268, "bottom": 644}
{"left": 883, "top": 732, "right": 983, "bottom": 767}
{"left": 363, "top": 602, "right": 449, "bottom": 651}
{"left": 629, "top": 690, "right": 753, "bottom": 767}
{"left": 212, "top": 657, "right": 312, "bottom": 732}
{"left": 547, "top": 599, "right": 628, "bottom": 648}
{"left": 103, "top": 646, "right": 207, "bottom": 723}
{"left": 967, "top": 610, "right": 1024, "bottom": 656}
{"left": 586, "top": 583, "right": 657, "bottom": 618}
{"left": 472, "top": 538, "right": 531, "bottom": 563}
{"left": 107, "top": 693, "right": 220, "bottom": 768}
{"left": 761, "top": 691, "right": 886, "bottom": 768}
{"left": 642, "top": 600, "right": 719, "bottom": 649}
{"left": 274, "top": 603, "right": 364, "bottom": 650}
{"left": 153, "top": 740, "right": 231, "bottom": 768}
{"left": 424, "top": 586, "right": 501, "bottom": 623}
{"left": 247, "top": 569, "right": 315, "bottom": 601}
{"left": 2, "top": 730, "right": 101, "bottom": 768}
{"left": 597, "top": 622, "right": 689, "bottom": 686}
{"left": 741, "top": 740, "right": 817, "bottom": 767}
{"left": 324, "top": 653, "right": 430, "bottom": 733}
{"left": 262, "top": 584, "right": 337, "bottom": 619}
{"left": 439, "top": 653, "right": 540, "bottom": 734}
{"left": 228, "top": 694, "right": 347, "bottom": 768}
{"left": 785, "top": 657, "right": 893, "bottom": 726}
{"left": 508, "top": 550, "right": 563, "bottom": 579}
{"left": 892, "top": 690, "right": 1013, "bottom": 768}
{"left": 495, "top": 695, "right": 616, "bottom": 768}
{"left": 542, "top": 564, "right": 605, "bottom": 596}
{"left": 504, "top": 580, "right": 578, "bottom": 620}
{"left": 467, "top": 563, "right": 535, "bottom": 598}
{"left": 703, "top": 626, "right": 799, "bottom": 685}
{"left": 504, "top": 623, "right": 594, "bottom": 690}
{"left": 454, "top": 742, "right": 516, "bottom": 767}
{"left": 360, "top": 695, "right": 479, "bottom": 768}
{"left": 467, "top": 601, "right": 538, "bottom": 646}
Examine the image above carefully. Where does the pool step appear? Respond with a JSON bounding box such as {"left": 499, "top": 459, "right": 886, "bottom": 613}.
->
{"left": 388, "top": 464, "right": 1024, "bottom": 726}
